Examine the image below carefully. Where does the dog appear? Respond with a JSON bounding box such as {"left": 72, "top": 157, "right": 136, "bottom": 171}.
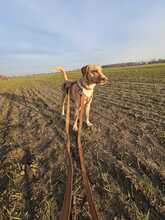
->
{"left": 57, "top": 64, "right": 108, "bottom": 131}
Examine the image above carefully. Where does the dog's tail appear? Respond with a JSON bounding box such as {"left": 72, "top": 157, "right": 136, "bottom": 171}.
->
{"left": 56, "top": 66, "right": 68, "bottom": 80}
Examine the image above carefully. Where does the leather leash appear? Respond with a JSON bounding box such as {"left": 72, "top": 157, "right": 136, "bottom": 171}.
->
{"left": 59, "top": 90, "right": 100, "bottom": 220}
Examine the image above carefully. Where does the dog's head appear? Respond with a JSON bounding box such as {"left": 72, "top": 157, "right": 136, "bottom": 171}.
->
{"left": 81, "top": 64, "right": 108, "bottom": 85}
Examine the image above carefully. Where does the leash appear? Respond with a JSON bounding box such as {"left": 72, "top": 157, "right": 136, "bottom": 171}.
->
{"left": 59, "top": 89, "right": 73, "bottom": 220}
{"left": 77, "top": 95, "right": 100, "bottom": 219}
{"left": 59, "top": 91, "right": 100, "bottom": 220}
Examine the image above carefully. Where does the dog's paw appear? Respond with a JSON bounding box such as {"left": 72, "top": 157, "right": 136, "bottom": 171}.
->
{"left": 73, "top": 125, "right": 78, "bottom": 132}
{"left": 86, "top": 121, "right": 93, "bottom": 127}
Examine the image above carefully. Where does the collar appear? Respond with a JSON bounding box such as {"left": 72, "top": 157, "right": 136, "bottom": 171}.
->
{"left": 77, "top": 80, "right": 95, "bottom": 98}
{"left": 77, "top": 80, "right": 93, "bottom": 90}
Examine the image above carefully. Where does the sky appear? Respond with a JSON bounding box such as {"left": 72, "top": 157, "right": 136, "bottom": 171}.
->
{"left": 0, "top": 0, "right": 165, "bottom": 75}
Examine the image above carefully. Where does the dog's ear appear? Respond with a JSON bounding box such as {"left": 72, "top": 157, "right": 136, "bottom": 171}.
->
{"left": 81, "top": 65, "right": 88, "bottom": 77}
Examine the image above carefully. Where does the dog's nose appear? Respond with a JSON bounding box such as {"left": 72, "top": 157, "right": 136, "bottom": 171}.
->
{"left": 101, "top": 76, "right": 108, "bottom": 82}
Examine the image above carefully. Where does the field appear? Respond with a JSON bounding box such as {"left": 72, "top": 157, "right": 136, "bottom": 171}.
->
{"left": 0, "top": 63, "right": 165, "bottom": 220}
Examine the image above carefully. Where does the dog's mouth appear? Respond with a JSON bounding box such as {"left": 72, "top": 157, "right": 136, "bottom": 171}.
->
{"left": 99, "top": 77, "right": 108, "bottom": 85}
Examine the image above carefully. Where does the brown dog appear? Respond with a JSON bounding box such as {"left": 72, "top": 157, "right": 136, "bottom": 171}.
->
{"left": 57, "top": 64, "right": 108, "bottom": 131}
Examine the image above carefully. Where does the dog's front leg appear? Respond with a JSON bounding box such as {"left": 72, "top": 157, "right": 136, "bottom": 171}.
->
{"left": 85, "top": 99, "right": 93, "bottom": 127}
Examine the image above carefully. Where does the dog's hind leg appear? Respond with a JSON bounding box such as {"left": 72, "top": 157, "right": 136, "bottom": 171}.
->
{"left": 73, "top": 108, "right": 79, "bottom": 131}
{"left": 61, "top": 94, "right": 66, "bottom": 116}
{"left": 73, "top": 100, "right": 81, "bottom": 131}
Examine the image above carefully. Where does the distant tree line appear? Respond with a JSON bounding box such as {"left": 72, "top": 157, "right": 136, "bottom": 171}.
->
{"left": 102, "top": 58, "right": 165, "bottom": 68}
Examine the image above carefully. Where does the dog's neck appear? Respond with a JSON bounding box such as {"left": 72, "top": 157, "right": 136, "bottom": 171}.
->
{"left": 79, "top": 78, "right": 96, "bottom": 90}
{"left": 78, "top": 79, "right": 96, "bottom": 98}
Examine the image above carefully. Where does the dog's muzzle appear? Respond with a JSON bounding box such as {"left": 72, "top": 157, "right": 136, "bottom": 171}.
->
{"left": 99, "top": 76, "right": 108, "bottom": 85}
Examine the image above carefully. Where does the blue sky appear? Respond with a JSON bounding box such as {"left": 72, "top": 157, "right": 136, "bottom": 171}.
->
{"left": 0, "top": 0, "right": 165, "bottom": 75}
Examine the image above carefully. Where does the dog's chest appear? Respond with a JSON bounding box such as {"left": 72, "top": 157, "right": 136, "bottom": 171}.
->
{"left": 82, "top": 84, "right": 95, "bottom": 98}
{"left": 82, "top": 88, "right": 93, "bottom": 98}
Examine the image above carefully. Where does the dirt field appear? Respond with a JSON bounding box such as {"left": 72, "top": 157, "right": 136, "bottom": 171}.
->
{"left": 0, "top": 64, "right": 165, "bottom": 220}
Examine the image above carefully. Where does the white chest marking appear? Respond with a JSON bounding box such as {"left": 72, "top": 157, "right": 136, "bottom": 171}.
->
{"left": 77, "top": 80, "right": 96, "bottom": 98}
{"left": 82, "top": 84, "right": 96, "bottom": 98}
